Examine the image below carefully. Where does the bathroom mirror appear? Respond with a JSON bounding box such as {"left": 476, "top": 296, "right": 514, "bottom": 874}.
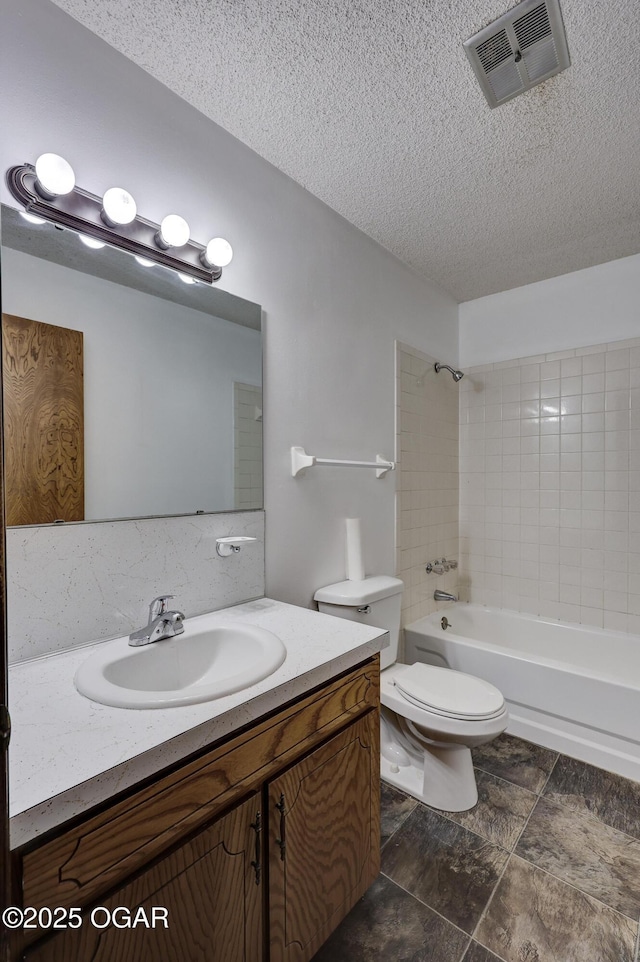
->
{"left": 0, "top": 204, "right": 263, "bottom": 525}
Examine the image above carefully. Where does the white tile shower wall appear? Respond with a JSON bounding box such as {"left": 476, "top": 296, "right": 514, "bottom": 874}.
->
{"left": 396, "top": 343, "right": 459, "bottom": 630}
{"left": 7, "top": 511, "right": 264, "bottom": 664}
{"left": 234, "top": 382, "right": 263, "bottom": 510}
{"left": 459, "top": 337, "right": 640, "bottom": 630}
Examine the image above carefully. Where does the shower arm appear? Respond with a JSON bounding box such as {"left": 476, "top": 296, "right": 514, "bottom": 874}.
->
{"left": 434, "top": 362, "right": 464, "bottom": 382}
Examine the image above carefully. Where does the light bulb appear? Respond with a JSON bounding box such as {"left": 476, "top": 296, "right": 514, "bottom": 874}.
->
{"left": 156, "top": 214, "right": 190, "bottom": 249}
{"left": 134, "top": 255, "right": 155, "bottom": 267}
{"left": 34, "top": 153, "right": 75, "bottom": 198}
{"left": 79, "top": 234, "right": 105, "bottom": 250}
{"left": 102, "top": 187, "right": 137, "bottom": 226}
{"left": 20, "top": 212, "right": 47, "bottom": 225}
{"left": 202, "top": 237, "right": 233, "bottom": 269}
{"left": 178, "top": 273, "right": 197, "bottom": 285}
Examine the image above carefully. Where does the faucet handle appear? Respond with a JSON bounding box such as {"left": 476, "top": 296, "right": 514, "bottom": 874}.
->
{"left": 149, "top": 595, "right": 174, "bottom": 621}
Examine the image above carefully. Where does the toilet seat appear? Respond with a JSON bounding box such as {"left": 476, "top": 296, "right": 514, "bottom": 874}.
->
{"left": 392, "top": 663, "right": 505, "bottom": 721}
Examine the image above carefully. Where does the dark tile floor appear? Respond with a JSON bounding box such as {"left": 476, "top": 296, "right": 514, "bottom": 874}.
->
{"left": 312, "top": 733, "right": 640, "bottom": 962}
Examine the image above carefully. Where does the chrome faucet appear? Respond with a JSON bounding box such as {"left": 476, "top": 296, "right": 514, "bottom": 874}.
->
{"left": 434, "top": 589, "right": 458, "bottom": 603}
{"left": 128, "top": 595, "right": 185, "bottom": 647}
{"left": 426, "top": 558, "right": 458, "bottom": 574}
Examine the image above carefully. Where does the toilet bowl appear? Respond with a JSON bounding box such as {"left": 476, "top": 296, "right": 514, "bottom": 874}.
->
{"left": 314, "top": 576, "right": 508, "bottom": 812}
{"left": 379, "top": 661, "right": 507, "bottom": 810}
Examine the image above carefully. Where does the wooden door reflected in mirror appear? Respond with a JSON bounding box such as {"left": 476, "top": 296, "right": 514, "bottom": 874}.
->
{"left": 2, "top": 313, "right": 84, "bottom": 525}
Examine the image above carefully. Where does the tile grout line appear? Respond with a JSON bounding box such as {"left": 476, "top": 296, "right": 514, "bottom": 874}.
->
{"left": 535, "top": 787, "right": 640, "bottom": 847}
{"left": 472, "top": 764, "right": 540, "bottom": 799}
{"left": 505, "top": 764, "right": 552, "bottom": 853}
{"left": 382, "top": 787, "right": 515, "bottom": 959}
{"left": 473, "top": 748, "right": 558, "bottom": 866}
{"left": 379, "top": 796, "right": 481, "bottom": 962}
{"left": 387, "top": 788, "right": 511, "bottom": 857}
{"left": 422, "top": 767, "right": 542, "bottom": 854}
{"left": 470, "top": 849, "right": 514, "bottom": 943}
{"left": 420, "top": 802, "right": 514, "bottom": 854}
{"left": 455, "top": 938, "right": 473, "bottom": 962}
{"left": 538, "top": 750, "right": 561, "bottom": 796}
{"left": 469, "top": 760, "right": 560, "bottom": 946}
{"left": 503, "top": 850, "right": 640, "bottom": 926}
{"left": 505, "top": 756, "right": 640, "bottom": 927}
{"left": 461, "top": 939, "right": 509, "bottom": 962}
{"left": 382, "top": 825, "right": 636, "bottom": 962}
{"left": 473, "top": 757, "right": 640, "bottom": 930}
{"left": 383, "top": 750, "right": 640, "bottom": 952}
{"left": 379, "top": 799, "right": 418, "bottom": 852}
{"left": 380, "top": 759, "right": 552, "bottom": 951}
{"left": 378, "top": 869, "right": 473, "bottom": 942}
{"left": 470, "top": 846, "right": 639, "bottom": 951}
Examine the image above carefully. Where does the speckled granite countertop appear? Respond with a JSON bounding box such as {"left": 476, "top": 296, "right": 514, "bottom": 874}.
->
{"left": 9, "top": 598, "right": 386, "bottom": 848}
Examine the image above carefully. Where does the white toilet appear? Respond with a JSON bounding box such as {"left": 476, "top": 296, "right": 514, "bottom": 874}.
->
{"left": 314, "top": 576, "right": 508, "bottom": 812}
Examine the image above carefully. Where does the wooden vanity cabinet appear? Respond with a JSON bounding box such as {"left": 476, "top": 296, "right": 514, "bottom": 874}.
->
{"left": 14, "top": 656, "right": 380, "bottom": 962}
{"left": 24, "top": 793, "right": 263, "bottom": 962}
{"left": 268, "top": 711, "right": 379, "bottom": 962}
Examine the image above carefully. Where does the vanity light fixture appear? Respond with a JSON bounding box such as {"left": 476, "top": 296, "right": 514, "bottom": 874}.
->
{"left": 19, "top": 211, "right": 47, "bottom": 225}
{"left": 7, "top": 154, "right": 233, "bottom": 283}
{"left": 156, "top": 214, "right": 190, "bottom": 250}
{"left": 34, "top": 152, "right": 75, "bottom": 198}
{"left": 102, "top": 187, "right": 137, "bottom": 227}
{"left": 79, "top": 234, "right": 106, "bottom": 250}
{"left": 202, "top": 237, "right": 233, "bottom": 269}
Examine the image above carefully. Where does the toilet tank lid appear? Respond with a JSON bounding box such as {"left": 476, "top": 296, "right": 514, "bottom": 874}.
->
{"left": 314, "top": 576, "right": 404, "bottom": 606}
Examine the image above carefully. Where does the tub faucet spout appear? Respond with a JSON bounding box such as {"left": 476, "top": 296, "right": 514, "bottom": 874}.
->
{"left": 434, "top": 589, "right": 457, "bottom": 602}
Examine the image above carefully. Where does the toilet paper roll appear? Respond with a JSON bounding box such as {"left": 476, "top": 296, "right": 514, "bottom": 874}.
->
{"left": 345, "top": 518, "right": 365, "bottom": 581}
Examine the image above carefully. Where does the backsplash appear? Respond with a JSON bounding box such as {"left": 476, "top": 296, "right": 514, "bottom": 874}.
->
{"left": 396, "top": 342, "right": 459, "bottom": 629}
{"left": 7, "top": 511, "right": 264, "bottom": 664}
{"left": 459, "top": 336, "right": 640, "bottom": 630}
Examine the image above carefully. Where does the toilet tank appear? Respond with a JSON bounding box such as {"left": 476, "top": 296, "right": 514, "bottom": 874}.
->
{"left": 314, "top": 576, "right": 403, "bottom": 670}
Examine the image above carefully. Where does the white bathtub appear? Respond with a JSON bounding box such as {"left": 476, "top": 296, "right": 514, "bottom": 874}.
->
{"left": 404, "top": 604, "right": 640, "bottom": 783}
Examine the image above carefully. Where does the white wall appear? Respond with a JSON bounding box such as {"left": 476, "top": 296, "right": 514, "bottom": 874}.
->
{"left": 0, "top": 0, "right": 458, "bottom": 612}
{"left": 3, "top": 248, "right": 261, "bottom": 519}
{"left": 459, "top": 254, "right": 640, "bottom": 368}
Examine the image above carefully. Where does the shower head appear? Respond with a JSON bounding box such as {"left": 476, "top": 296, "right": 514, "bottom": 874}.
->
{"left": 434, "top": 362, "right": 464, "bottom": 382}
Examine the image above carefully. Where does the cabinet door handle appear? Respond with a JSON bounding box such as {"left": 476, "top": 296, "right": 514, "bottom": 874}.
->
{"left": 275, "top": 793, "right": 286, "bottom": 861}
{"left": 250, "top": 811, "right": 262, "bottom": 885}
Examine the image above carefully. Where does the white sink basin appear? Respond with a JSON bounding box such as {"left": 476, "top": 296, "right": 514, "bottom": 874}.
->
{"left": 74, "top": 616, "right": 287, "bottom": 709}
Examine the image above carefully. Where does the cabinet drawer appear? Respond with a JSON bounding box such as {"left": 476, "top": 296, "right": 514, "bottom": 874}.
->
{"left": 20, "top": 656, "right": 379, "bottom": 920}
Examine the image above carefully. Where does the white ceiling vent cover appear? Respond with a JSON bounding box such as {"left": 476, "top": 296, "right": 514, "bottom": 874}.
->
{"left": 463, "top": 0, "right": 570, "bottom": 108}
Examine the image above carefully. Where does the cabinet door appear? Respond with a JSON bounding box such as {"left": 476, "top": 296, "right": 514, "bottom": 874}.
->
{"left": 24, "top": 793, "right": 263, "bottom": 962}
{"left": 268, "top": 711, "right": 379, "bottom": 962}
{"left": 2, "top": 314, "right": 84, "bottom": 525}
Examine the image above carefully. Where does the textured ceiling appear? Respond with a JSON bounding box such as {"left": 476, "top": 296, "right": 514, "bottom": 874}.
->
{"left": 50, "top": 0, "right": 640, "bottom": 302}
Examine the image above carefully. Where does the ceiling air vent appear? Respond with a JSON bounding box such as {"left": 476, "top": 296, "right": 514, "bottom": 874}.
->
{"left": 463, "top": 0, "right": 570, "bottom": 108}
